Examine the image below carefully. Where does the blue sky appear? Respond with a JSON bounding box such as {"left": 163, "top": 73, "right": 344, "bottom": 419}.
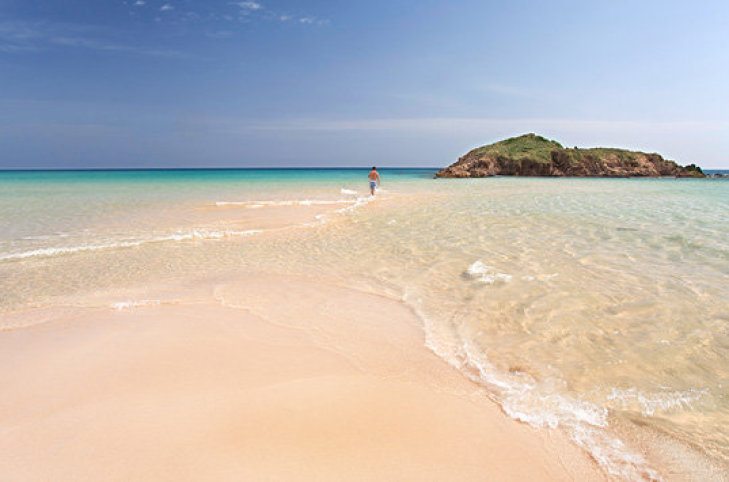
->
{"left": 1, "top": 0, "right": 728, "bottom": 168}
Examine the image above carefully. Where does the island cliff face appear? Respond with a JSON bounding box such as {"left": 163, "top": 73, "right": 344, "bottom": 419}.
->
{"left": 436, "top": 134, "right": 705, "bottom": 178}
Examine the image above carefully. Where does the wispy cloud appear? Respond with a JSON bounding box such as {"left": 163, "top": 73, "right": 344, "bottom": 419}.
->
{"left": 120, "top": 0, "right": 328, "bottom": 28}
{"left": 50, "top": 36, "right": 184, "bottom": 57}
{"left": 0, "top": 22, "right": 43, "bottom": 52}
{"left": 237, "top": 1, "right": 262, "bottom": 11}
{"left": 0, "top": 21, "right": 185, "bottom": 58}
{"left": 298, "top": 16, "right": 329, "bottom": 26}
{"left": 228, "top": 1, "right": 328, "bottom": 26}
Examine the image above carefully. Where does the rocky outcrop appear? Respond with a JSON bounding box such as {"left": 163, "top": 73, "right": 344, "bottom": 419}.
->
{"left": 436, "top": 134, "right": 705, "bottom": 178}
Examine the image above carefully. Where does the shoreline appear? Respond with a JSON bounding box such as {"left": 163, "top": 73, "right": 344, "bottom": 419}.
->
{"left": 3, "top": 271, "right": 726, "bottom": 480}
{"left": 0, "top": 273, "right": 605, "bottom": 481}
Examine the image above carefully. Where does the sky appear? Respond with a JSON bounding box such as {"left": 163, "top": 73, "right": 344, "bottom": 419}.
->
{"left": 1, "top": 0, "right": 728, "bottom": 169}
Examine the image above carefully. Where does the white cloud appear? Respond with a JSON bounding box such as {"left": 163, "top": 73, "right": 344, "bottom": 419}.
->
{"left": 297, "top": 16, "right": 329, "bottom": 26}
{"left": 221, "top": 2, "right": 327, "bottom": 26}
{"left": 160, "top": 3, "right": 173, "bottom": 12}
{"left": 134, "top": 0, "right": 145, "bottom": 6}
{"left": 50, "top": 36, "right": 185, "bottom": 57}
{"left": 237, "top": 1, "right": 262, "bottom": 10}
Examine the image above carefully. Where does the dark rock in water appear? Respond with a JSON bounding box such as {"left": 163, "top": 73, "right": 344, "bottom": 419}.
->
{"left": 436, "top": 134, "right": 706, "bottom": 178}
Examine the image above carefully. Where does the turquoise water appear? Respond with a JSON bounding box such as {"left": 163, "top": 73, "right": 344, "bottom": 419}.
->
{"left": 1, "top": 169, "right": 728, "bottom": 479}
{"left": 0, "top": 167, "right": 435, "bottom": 185}
{"left": 0, "top": 168, "right": 434, "bottom": 258}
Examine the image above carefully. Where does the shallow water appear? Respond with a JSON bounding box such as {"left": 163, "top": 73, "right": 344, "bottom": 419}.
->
{"left": 1, "top": 169, "right": 728, "bottom": 479}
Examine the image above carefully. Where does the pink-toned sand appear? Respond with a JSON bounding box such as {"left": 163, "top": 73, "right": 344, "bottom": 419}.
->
{"left": 0, "top": 274, "right": 605, "bottom": 481}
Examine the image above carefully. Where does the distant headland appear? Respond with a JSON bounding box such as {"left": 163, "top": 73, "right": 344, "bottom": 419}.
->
{"left": 436, "top": 134, "right": 705, "bottom": 178}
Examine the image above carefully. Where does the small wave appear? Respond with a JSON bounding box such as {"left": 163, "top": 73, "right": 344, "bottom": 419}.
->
{"left": 465, "top": 260, "right": 512, "bottom": 284}
{"left": 21, "top": 233, "right": 70, "bottom": 241}
{"left": 335, "top": 195, "right": 375, "bottom": 214}
{"left": 216, "top": 199, "right": 355, "bottom": 207}
{"left": 0, "top": 240, "right": 148, "bottom": 261}
{"left": 304, "top": 214, "right": 329, "bottom": 227}
{"left": 571, "top": 425, "right": 661, "bottom": 481}
{"left": 112, "top": 299, "right": 161, "bottom": 311}
{"left": 522, "top": 273, "right": 559, "bottom": 282}
{"left": 458, "top": 339, "right": 660, "bottom": 480}
{"left": 340, "top": 188, "right": 358, "bottom": 196}
{"left": 176, "top": 229, "right": 262, "bottom": 240}
{"left": 0, "top": 229, "right": 261, "bottom": 262}
{"left": 405, "top": 295, "right": 661, "bottom": 481}
{"left": 607, "top": 387, "right": 708, "bottom": 417}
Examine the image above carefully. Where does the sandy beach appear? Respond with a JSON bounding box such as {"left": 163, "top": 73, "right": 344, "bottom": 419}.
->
{"left": 0, "top": 272, "right": 604, "bottom": 481}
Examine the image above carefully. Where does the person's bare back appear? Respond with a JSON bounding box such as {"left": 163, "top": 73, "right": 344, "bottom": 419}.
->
{"left": 368, "top": 167, "right": 380, "bottom": 196}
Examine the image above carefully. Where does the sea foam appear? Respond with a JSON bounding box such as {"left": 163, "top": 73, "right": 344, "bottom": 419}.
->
{"left": 406, "top": 295, "right": 662, "bottom": 481}
{"left": 215, "top": 199, "right": 355, "bottom": 207}
{"left": 112, "top": 299, "right": 162, "bottom": 310}
{"left": 465, "top": 260, "right": 512, "bottom": 284}
{"left": 607, "top": 387, "right": 708, "bottom": 417}
{"left": 460, "top": 340, "right": 660, "bottom": 480}
{"left": 0, "top": 229, "right": 262, "bottom": 262}
{"left": 335, "top": 195, "right": 375, "bottom": 214}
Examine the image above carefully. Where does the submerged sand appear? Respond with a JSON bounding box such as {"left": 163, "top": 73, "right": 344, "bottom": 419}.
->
{"left": 0, "top": 273, "right": 604, "bottom": 481}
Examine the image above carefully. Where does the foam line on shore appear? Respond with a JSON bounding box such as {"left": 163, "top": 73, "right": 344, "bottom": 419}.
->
{"left": 112, "top": 300, "right": 162, "bottom": 310}
{"left": 402, "top": 291, "right": 662, "bottom": 481}
{"left": 215, "top": 199, "right": 356, "bottom": 207}
{"left": 0, "top": 229, "right": 262, "bottom": 262}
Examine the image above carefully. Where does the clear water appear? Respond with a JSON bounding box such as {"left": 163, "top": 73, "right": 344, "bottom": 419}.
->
{"left": 1, "top": 169, "right": 728, "bottom": 479}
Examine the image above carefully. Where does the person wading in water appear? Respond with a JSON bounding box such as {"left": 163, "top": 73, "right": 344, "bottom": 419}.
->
{"left": 368, "top": 166, "right": 381, "bottom": 196}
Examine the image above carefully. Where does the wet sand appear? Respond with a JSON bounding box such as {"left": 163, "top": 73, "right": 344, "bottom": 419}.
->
{"left": 0, "top": 273, "right": 604, "bottom": 481}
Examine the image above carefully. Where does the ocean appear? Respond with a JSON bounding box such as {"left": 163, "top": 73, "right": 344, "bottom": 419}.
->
{"left": 1, "top": 168, "right": 728, "bottom": 479}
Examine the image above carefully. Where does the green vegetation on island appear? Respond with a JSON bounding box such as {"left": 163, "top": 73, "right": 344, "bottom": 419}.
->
{"left": 437, "top": 134, "right": 705, "bottom": 178}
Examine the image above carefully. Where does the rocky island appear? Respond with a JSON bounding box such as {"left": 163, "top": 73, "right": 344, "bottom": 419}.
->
{"left": 436, "top": 134, "right": 705, "bottom": 178}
